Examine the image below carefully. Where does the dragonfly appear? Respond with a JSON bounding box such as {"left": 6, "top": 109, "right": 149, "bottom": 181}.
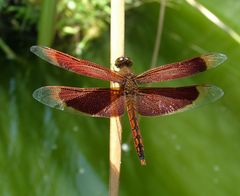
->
{"left": 31, "top": 46, "right": 226, "bottom": 165}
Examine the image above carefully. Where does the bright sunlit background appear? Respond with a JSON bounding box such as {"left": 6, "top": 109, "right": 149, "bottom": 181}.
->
{"left": 1, "top": 0, "right": 240, "bottom": 195}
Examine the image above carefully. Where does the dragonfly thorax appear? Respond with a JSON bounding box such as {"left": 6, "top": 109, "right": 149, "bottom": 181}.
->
{"left": 122, "top": 74, "right": 138, "bottom": 95}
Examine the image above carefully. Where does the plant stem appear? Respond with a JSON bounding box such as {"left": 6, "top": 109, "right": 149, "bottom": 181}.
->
{"left": 38, "top": 0, "right": 57, "bottom": 46}
{"left": 151, "top": 0, "right": 166, "bottom": 67}
{"left": 109, "top": 0, "right": 125, "bottom": 196}
{"left": 0, "top": 38, "right": 16, "bottom": 59}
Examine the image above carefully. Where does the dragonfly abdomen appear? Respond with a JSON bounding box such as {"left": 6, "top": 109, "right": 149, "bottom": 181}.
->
{"left": 126, "top": 97, "right": 146, "bottom": 165}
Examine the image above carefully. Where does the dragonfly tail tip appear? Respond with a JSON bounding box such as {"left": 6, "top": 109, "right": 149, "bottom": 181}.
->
{"left": 140, "top": 159, "right": 146, "bottom": 166}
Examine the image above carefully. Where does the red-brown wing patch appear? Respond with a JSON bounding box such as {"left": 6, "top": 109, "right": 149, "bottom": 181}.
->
{"left": 33, "top": 86, "right": 125, "bottom": 117}
{"left": 136, "top": 53, "right": 227, "bottom": 84}
{"left": 30, "top": 46, "right": 124, "bottom": 83}
{"left": 136, "top": 85, "right": 223, "bottom": 116}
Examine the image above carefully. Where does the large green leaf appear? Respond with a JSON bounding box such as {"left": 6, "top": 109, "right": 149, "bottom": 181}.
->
{"left": 1, "top": 1, "right": 240, "bottom": 195}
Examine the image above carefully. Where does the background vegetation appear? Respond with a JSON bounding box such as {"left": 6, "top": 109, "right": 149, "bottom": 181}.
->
{"left": 0, "top": 0, "right": 240, "bottom": 195}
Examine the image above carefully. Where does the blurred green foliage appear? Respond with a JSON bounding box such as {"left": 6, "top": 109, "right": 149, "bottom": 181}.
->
{"left": 1, "top": 0, "right": 240, "bottom": 196}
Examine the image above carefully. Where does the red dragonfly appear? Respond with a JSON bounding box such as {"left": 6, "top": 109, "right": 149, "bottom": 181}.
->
{"left": 31, "top": 46, "right": 226, "bottom": 165}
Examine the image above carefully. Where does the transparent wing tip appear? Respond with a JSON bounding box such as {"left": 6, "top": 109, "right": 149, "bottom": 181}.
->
{"left": 30, "top": 45, "right": 38, "bottom": 53}
{"left": 32, "top": 88, "right": 42, "bottom": 101}
{"left": 202, "top": 53, "right": 227, "bottom": 69}
{"left": 30, "top": 45, "right": 49, "bottom": 60}
{"left": 196, "top": 85, "right": 224, "bottom": 105}
{"left": 33, "top": 87, "right": 64, "bottom": 110}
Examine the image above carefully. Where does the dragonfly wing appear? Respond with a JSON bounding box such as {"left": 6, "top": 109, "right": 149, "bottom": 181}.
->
{"left": 33, "top": 87, "right": 125, "bottom": 117}
{"left": 136, "top": 85, "right": 223, "bottom": 116}
{"left": 30, "top": 46, "right": 124, "bottom": 83}
{"left": 136, "top": 53, "right": 227, "bottom": 84}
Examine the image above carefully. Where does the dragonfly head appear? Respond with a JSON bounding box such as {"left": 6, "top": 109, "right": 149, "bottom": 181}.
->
{"left": 115, "top": 56, "right": 133, "bottom": 68}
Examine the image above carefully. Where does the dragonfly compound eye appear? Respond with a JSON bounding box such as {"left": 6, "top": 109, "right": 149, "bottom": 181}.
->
{"left": 115, "top": 56, "right": 133, "bottom": 68}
